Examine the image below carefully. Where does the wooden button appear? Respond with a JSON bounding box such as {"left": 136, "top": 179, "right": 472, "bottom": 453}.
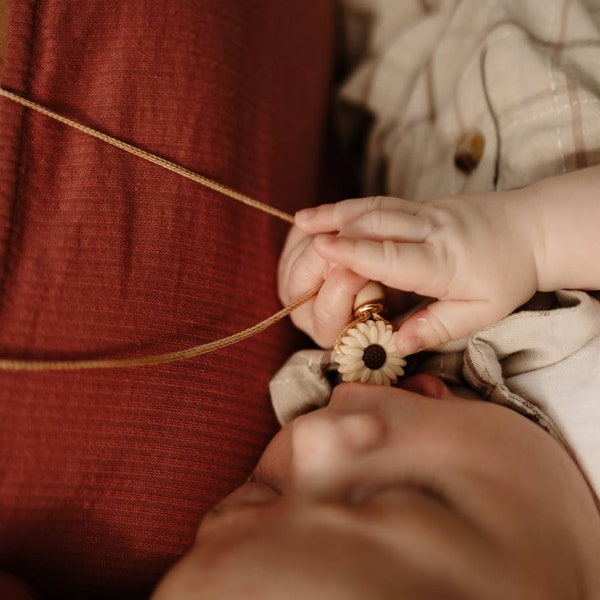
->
{"left": 454, "top": 129, "right": 485, "bottom": 174}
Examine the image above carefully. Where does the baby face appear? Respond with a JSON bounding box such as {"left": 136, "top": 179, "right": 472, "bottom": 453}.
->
{"left": 153, "top": 376, "right": 600, "bottom": 599}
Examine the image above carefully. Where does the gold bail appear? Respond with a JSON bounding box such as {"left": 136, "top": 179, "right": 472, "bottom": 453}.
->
{"left": 352, "top": 281, "right": 386, "bottom": 321}
{"left": 353, "top": 302, "right": 385, "bottom": 321}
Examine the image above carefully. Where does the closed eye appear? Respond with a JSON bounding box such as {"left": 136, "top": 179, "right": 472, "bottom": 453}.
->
{"left": 203, "top": 479, "right": 281, "bottom": 523}
{"left": 349, "top": 476, "right": 451, "bottom": 510}
{"left": 249, "top": 465, "right": 284, "bottom": 496}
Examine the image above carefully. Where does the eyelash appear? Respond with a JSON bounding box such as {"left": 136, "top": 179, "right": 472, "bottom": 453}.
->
{"left": 350, "top": 475, "right": 451, "bottom": 509}
{"left": 247, "top": 471, "right": 282, "bottom": 496}
{"left": 248, "top": 469, "right": 453, "bottom": 513}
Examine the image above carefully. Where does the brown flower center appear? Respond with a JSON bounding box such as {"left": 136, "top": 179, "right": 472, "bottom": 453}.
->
{"left": 363, "top": 344, "right": 386, "bottom": 370}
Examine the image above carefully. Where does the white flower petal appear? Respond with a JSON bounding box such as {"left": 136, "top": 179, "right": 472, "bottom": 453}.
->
{"left": 386, "top": 355, "right": 407, "bottom": 367}
{"left": 341, "top": 369, "right": 363, "bottom": 382}
{"left": 379, "top": 329, "right": 393, "bottom": 346}
{"left": 337, "top": 355, "right": 364, "bottom": 367}
{"left": 382, "top": 365, "right": 400, "bottom": 382}
{"left": 338, "top": 365, "right": 364, "bottom": 376}
{"left": 356, "top": 321, "right": 373, "bottom": 338}
{"left": 337, "top": 356, "right": 358, "bottom": 367}
{"left": 347, "top": 329, "right": 370, "bottom": 346}
{"left": 381, "top": 342, "right": 396, "bottom": 356}
{"left": 338, "top": 368, "right": 365, "bottom": 380}
{"left": 359, "top": 368, "right": 373, "bottom": 383}
{"left": 340, "top": 335, "right": 362, "bottom": 349}
{"left": 338, "top": 359, "right": 365, "bottom": 372}
{"left": 367, "top": 328, "right": 380, "bottom": 345}
{"left": 394, "top": 362, "right": 407, "bottom": 374}
{"left": 338, "top": 346, "right": 366, "bottom": 357}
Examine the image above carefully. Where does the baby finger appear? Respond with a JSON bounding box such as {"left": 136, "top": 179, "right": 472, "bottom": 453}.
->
{"left": 295, "top": 196, "right": 417, "bottom": 234}
{"left": 339, "top": 209, "right": 431, "bottom": 242}
{"left": 313, "top": 234, "right": 443, "bottom": 298}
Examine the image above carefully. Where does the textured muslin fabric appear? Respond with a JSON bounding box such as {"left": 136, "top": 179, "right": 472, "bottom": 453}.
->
{"left": 429, "top": 290, "right": 600, "bottom": 501}
{"left": 338, "top": 0, "right": 600, "bottom": 197}
{"left": 269, "top": 349, "right": 333, "bottom": 424}
{"left": 0, "top": 2, "right": 336, "bottom": 598}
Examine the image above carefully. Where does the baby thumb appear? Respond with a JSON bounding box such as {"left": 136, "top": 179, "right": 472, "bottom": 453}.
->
{"left": 395, "top": 299, "right": 497, "bottom": 357}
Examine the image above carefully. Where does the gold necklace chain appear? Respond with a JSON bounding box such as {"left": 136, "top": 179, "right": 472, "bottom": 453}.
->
{"left": 0, "top": 87, "right": 317, "bottom": 371}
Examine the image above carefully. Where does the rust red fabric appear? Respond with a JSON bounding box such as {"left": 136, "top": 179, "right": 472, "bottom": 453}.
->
{"left": 0, "top": 1, "right": 336, "bottom": 598}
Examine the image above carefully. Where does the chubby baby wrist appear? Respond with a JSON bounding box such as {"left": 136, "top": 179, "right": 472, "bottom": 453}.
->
{"left": 501, "top": 188, "right": 546, "bottom": 292}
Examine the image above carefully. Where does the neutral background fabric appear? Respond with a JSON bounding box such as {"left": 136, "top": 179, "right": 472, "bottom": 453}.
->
{"left": 430, "top": 290, "right": 600, "bottom": 502}
{"left": 339, "top": 0, "right": 600, "bottom": 198}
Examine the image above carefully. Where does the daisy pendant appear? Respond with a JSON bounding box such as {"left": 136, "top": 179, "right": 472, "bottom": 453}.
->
{"left": 335, "top": 319, "right": 406, "bottom": 385}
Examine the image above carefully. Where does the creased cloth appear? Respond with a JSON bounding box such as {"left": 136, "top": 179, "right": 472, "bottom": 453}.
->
{"left": 338, "top": 0, "right": 600, "bottom": 198}
{"left": 270, "top": 350, "right": 334, "bottom": 425}
{"left": 271, "top": 290, "right": 600, "bottom": 501}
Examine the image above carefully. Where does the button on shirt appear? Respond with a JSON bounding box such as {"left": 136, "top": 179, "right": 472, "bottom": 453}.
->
{"left": 337, "top": 0, "right": 600, "bottom": 199}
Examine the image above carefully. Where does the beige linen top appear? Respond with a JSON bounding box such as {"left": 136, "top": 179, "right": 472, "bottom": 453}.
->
{"left": 338, "top": 0, "right": 600, "bottom": 198}
{"left": 272, "top": 0, "right": 600, "bottom": 501}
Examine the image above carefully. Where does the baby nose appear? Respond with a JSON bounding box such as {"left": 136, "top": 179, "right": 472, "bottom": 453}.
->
{"left": 291, "top": 412, "right": 386, "bottom": 499}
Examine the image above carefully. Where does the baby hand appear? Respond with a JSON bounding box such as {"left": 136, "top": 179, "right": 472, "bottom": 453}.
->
{"left": 294, "top": 193, "right": 540, "bottom": 355}
{"left": 278, "top": 223, "right": 370, "bottom": 348}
